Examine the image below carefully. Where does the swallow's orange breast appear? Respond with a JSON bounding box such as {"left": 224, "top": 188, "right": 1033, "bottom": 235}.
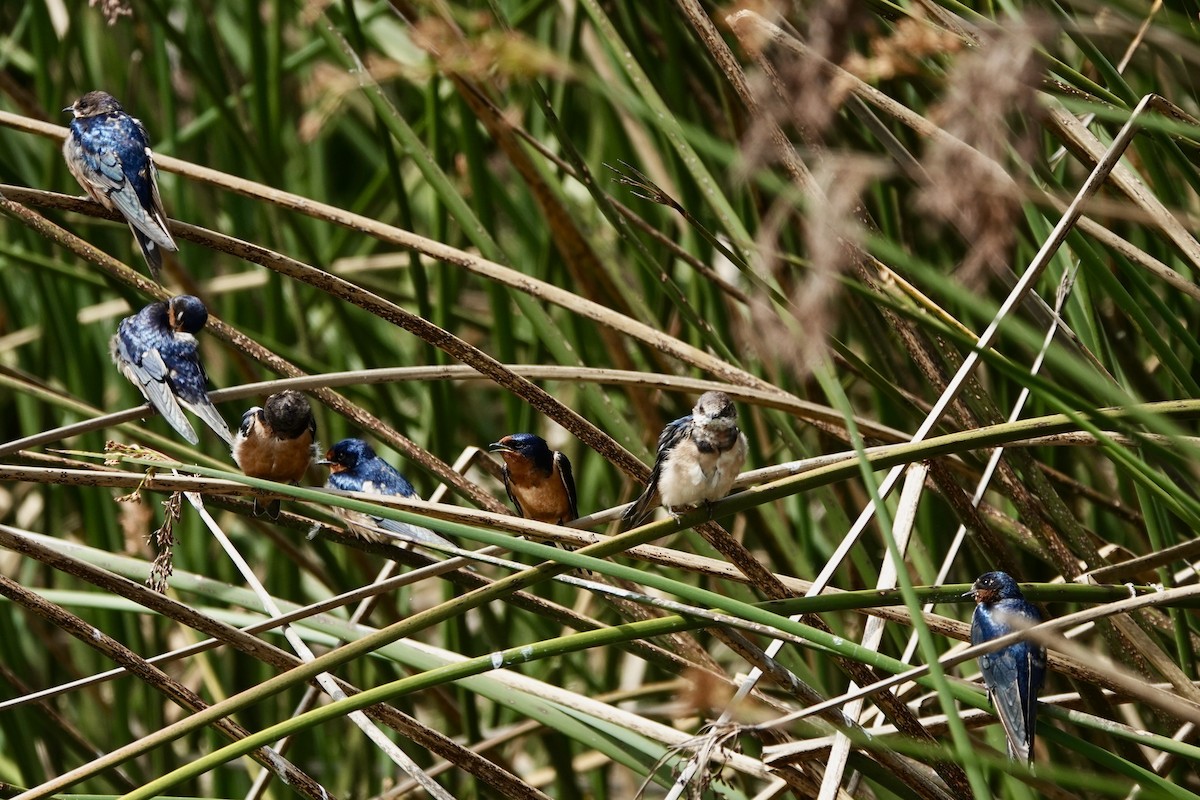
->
{"left": 235, "top": 427, "right": 314, "bottom": 484}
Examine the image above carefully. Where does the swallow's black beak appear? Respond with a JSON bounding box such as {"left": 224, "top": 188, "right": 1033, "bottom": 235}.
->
{"left": 488, "top": 442, "right": 512, "bottom": 454}
{"left": 962, "top": 589, "right": 977, "bottom": 600}
{"left": 62, "top": 104, "right": 74, "bottom": 115}
{"left": 316, "top": 458, "right": 333, "bottom": 467}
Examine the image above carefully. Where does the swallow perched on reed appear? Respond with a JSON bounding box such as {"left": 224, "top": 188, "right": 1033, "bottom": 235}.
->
{"left": 622, "top": 391, "right": 746, "bottom": 529}
{"left": 489, "top": 433, "right": 578, "bottom": 527}
{"left": 231, "top": 390, "right": 317, "bottom": 518}
{"left": 966, "top": 571, "right": 1047, "bottom": 764}
{"left": 63, "top": 90, "right": 177, "bottom": 279}
{"left": 319, "top": 438, "right": 451, "bottom": 549}
{"left": 110, "top": 295, "right": 231, "bottom": 446}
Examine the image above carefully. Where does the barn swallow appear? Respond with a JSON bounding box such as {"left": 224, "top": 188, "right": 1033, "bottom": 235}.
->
{"left": 319, "top": 438, "right": 452, "bottom": 549}
{"left": 967, "top": 571, "right": 1047, "bottom": 764}
{"left": 231, "top": 390, "right": 317, "bottom": 518}
{"left": 622, "top": 391, "right": 747, "bottom": 529}
{"left": 63, "top": 90, "right": 178, "bottom": 279}
{"left": 489, "top": 434, "right": 578, "bottom": 527}
{"left": 110, "top": 295, "right": 232, "bottom": 446}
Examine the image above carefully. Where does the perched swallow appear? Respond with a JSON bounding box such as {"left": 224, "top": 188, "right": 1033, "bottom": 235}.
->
{"left": 967, "top": 571, "right": 1047, "bottom": 764}
{"left": 231, "top": 390, "right": 317, "bottom": 518}
{"left": 319, "top": 438, "right": 452, "bottom": 549}
{"left": 63, "top": 90, "right": 177, "bottom": 278}
{"left": 110, "top": 295, "right": 232, "bottom": 446}
{"left": 489, "top": 434, "right": 578, "bottom": 527}
{"left": 622, "top": 391, "right": 747, "bottom": 529}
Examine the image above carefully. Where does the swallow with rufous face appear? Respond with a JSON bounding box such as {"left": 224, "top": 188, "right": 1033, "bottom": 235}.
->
{"left": 489, "top": 433, "right": 578, "bottom": 528}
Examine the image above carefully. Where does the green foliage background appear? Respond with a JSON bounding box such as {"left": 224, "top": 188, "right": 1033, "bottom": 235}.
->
{"left": 2, "top": 0, "right": 1200, "bottom": 798}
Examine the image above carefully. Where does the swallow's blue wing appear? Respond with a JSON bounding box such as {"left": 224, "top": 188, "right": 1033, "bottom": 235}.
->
{"left": 372, "top": 517, "right": 454, "bottom": 548}
{"left": 500, "top": 464, "right": 525, "bottom": 518}
{"left": 110, "top": 326, "right": 199, "bottom": 445}
{"left": 621, "top": 414, "right": 690, "bottom": 529}
{"left": 71, "top": 118, "right": 177, "bottom": 272}
{"left": 555, "top": 451, "right": 579, "bottom": 521}
{"left": 108, "top": 122, "right": 175, "bottom": 252}
{"left": 327, "top": 467, "right": 451, "bottom": 549}
{"left": 373, "top": 459, "right": 417, "bottom": 497}
{"left": 157, "top": 337, "right": 232, "bottom": 446}
{"left": 237, "top": 407, "right": 261, "bottom": 440}
{"left": 973, "top": 602, "right": 1044, "bottom": 764}
{"left": 979, "top": 644, "right": 1036, "bottom": 763}
{"left": 65, "top": 123, "right": 127, "bottom": 196}
{"left": 370, "top": 461, "right": 450, "bottom": 546}
{"left": 175, "top": 393, "right": 233, "bottom": 446}
{"left": 656, "top": 415, "right": 692, "bottom": 455}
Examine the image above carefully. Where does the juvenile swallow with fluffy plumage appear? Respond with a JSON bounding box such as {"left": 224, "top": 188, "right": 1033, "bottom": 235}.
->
{"left": 319, "top": 438, "right": 452, "bottom": 549}
{"left": 111, "top": 295, "right": 231, "bottom": 446}
{"left": 232, "top": 390, "right": 317, "bottom": 518}
{"left": 966, "top": 571, "right": 1047, "bottom": 764}
{"left": 489, "top": 433, "right": 578, "bottom": 527}
{"left": 63, "top": 90, "right": 177, "bottom": 278}
{"left": 622, "top": 391, "right": 747, "bottom": 530}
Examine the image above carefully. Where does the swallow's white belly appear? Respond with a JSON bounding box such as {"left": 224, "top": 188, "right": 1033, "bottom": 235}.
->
{"left": 656, "top": 435, "right": 746, "bottom": 512}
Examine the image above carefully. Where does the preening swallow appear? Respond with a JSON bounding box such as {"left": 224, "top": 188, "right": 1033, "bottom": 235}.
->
{"left": 63, "top": 90, "right": 177, "bottom": 279}
{"left": 231, "top": 390, "right": 317, "bottom": 518}
{"left": 319, "top": 438, "right": 451, "bottom": 549}
{"left": 622, "top": 391, "right": 747, "bottom": 529}
{"left": 967, "top": 571, "right": 1047, "bottom": 764}
{"left": 110, "top": 294, "right": 231, "bottom": 446}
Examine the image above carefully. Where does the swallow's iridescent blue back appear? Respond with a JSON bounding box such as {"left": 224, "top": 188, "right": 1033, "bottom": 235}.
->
{"left": 969, "top": 571, "right": 1047, "bottom": 763}
{"left": 322, "top": 438, "right": 450, "bottom": 548}
{"left": 63, "top": 91, "right": 177, "bottom": 277}
{"left": 69, "top": 112, "right": 156, "bottom": 209}
{"left": 110, "top": 296, "right": 230, "bottom": 446}
{"left": 116, "top": 305, "right": 203, "bottom": 397}
{"left": 325, "top": 439, "right": 418, "bottom": 499}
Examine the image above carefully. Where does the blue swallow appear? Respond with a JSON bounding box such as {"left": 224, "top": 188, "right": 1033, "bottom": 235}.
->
{"left": 967, "top": 571, "right": 1047, "bottom": 764}
{"left": 622, "top": 391, "right": 747, "bottom": 529}
{"left": 63, "top": 90, "right": 177, "bottom": 279}
{"left": 111, "top": 295, "right": 231, "bottom": 446}
{"left": 231, "top": 390, "right": 318, "bottom": 518}
{"left": 319, "top": 438, "right": 452, "bottom": 549}
{"left": 488, "top": 434, "right": 578, "bottom": 526}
